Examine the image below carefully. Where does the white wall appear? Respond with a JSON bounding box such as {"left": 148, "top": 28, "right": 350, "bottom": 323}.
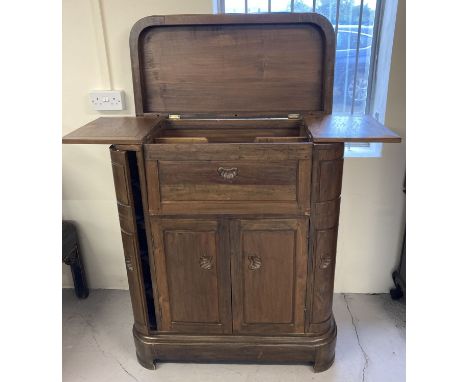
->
{"left": 62, "top": 0, "right": 405, "bottom": 292}
{"left": 62, "top": 0, "right": 213, "bottom": 288}
{"left": 335, "top": 0, "right": 406, "bottom": 292}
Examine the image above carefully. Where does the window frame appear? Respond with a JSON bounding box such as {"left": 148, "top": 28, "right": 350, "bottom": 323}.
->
{"left": 215, "top": 0, "right": 397, "bottom": 157}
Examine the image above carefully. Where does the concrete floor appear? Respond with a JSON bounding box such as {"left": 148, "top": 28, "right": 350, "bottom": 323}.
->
{"left": 63, "top": 289, "right": 405, "bottom": 382}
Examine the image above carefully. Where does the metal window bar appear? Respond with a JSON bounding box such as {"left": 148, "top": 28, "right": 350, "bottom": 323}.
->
{"left": 335, "top": 0, "right": 340, "bottom": 40}
{"left": 365, "top": 0, "right": 385, "bottom": 117}
{"left": 350, "top": 0, "right": 364, "bottom": 114}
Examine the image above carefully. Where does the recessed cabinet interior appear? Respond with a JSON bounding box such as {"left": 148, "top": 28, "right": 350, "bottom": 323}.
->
{"left": 62, "top": 13, "right": 401, "bottom": 373}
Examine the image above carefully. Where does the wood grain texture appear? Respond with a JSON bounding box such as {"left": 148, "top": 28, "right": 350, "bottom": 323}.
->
{"left": 231, "top": 219, "right": 308, "bottom": 334}
{"left": 306, "top": 143, "right": 343, "bottom": 335}
{"left": 144, "top": 142, "right": 312, "bottom": 215}
{"left": 133, "top": 320, "right": 336, "bottom": 371}
{"left": 133, "top": 148, "right": 163, "bottom": 329}
{"left": 150, "top": 218, "right": 232, "bottom": 334}
{"left": 130, "top": 13, "right": 335, "bottom": 116}
{"left": 60, "top": 11, "right": 402, "bottom": 374}
{"left": 159, "top": 160, "right": 297, "bottom": 202}
{"left": 109, "top": 148, "right": 149, "bottom": 334}
{"left": 62, "top": 117, "right": 163, "bottom": 144}
{"left": 154, "top": 118, "right": 305, "bottom": 143}
{"left": 147, "top": 201, "right": 306, "bottom": 216}
{"left": 305, "top": 114, "right": 401, "bottom": 143}
{"left": 144, "top": 142, "right": 312, "bottom": 161}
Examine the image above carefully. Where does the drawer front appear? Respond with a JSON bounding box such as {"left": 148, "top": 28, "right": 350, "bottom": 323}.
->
{"left": 144, "top": 143, "right": 312, "bottom": 215}
{"left": 160, "top": 161, "right": 297, "bottom": 202}
{"left": 146, "top": 160, "right": 311, "bottom": 215}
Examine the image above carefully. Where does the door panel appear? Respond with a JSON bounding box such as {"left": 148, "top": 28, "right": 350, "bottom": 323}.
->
{"left": 243, "top": 230, "right": 295, "bottom": 324}
{"left": 231, "top": 219, "right": 308, "bottom": 334}
{"left": 151, "top": 219, "right": 232, "bottom": 334}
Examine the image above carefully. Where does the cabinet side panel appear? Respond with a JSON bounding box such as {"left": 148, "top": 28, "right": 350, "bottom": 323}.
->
{"left": 307, "top": 143, "right": 343, "bottom": 334}
{"left": 110, "top": 147, "right": 150, "bottom": 334}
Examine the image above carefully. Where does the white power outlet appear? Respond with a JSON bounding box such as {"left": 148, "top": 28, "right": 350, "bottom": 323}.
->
{"left": 89, "top": 90, "right": 125, "bottom": 111}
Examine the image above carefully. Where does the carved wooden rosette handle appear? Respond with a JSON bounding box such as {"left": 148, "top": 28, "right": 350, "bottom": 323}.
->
{"left": 217, "top": 167, "right": 238, "bottom": 180}
{"left": 248, "top": 255, "right": 262, "bottom": 271}
{"left": 199, "top": 255, "right": 214, "bottom": 270}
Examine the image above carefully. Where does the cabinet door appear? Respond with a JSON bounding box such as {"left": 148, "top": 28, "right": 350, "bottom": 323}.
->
{"left": 151, "top": 219, "right": 232, "bottom": 334}
{"left": 230, "top": 218, "right": 308, "bottom": 334}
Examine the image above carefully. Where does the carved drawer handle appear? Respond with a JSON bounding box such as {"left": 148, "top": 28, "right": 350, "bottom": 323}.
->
{"left": 125, "top": 257, "right": 134, "bottom": 271}
{"left": 199, "top": 255, "right": 214, "bottom": 270}
{"left": 217, "top": 167, "right": 238, "bottom": 180}
{"left": 248, "top": 255, "right": 262, "bottom": 271}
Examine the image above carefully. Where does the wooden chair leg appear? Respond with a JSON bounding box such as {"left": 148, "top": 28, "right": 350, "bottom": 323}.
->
{"left": 66, "top": 245, "right": 89, "bottom": 299}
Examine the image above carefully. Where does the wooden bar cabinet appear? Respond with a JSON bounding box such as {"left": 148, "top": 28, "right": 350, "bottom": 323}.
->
{"left": 63, "top": 13, "right": 401, "bottom": 372}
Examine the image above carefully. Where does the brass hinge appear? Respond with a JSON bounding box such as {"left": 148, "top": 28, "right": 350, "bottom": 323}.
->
{"left": 168, "top": 114, "right": 181, "bottom": 120}
{"left": 288, "top": 113, "right": 301, "bottom": 119}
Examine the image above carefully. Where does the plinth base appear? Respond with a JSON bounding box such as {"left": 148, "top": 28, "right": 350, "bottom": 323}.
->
{"left": 133, "top": 318, "right": 337, "bottom": 373}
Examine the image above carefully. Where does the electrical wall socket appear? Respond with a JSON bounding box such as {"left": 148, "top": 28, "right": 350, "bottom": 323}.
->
{"left": 89, "top": 90, "right": 125, "bottom": 111}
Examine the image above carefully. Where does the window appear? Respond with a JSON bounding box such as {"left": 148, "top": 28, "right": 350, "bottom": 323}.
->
{"left": 217, "top": 0, "right": 395, "bottom": 157}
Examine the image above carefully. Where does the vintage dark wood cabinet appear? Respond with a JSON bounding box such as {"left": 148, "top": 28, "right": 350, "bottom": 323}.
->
{"left": 63, "top": 13, "right": 400, "bottom": 372}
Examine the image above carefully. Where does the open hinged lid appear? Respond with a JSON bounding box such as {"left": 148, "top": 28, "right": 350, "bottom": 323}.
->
{"left": 63, "top": 13, "right": 401, "bottom": 145}
{"left": 130, "top": 13, "right": 336, "bottom": 118}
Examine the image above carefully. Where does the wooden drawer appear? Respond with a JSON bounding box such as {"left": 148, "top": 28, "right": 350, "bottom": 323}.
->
{"left": 159, "top": 160, "right": 297, "bottom": 201}
{"left": 144, "top": 143, "right": 312, "bottom": 215}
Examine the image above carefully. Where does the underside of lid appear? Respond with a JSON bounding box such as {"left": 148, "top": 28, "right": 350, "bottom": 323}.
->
{"left": 130, "top": 13, "right": 335, "bottom": 117}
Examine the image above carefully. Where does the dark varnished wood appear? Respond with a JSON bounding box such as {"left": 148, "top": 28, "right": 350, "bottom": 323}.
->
{"left": 306, "top": 143, "right": 343, "bottom": 335}
{"left": 305, "top": 114, "right": 401, "bottom": 143}
{"left": 109, "top": 147, "right": 150, "bottom": 334}
{"left": 62, "top": 12, "right": 402, "bottom": 374}
{"left": 150, "top": 218, "right": 232, "bottom": 334}
{"left": 130, "top": 13, "right": 335, "bottom": 116}
{"left": 62, "top": 117, "right": 163, "bottom": 144}
{"left": 144, "top": 139, "right": 312, "bottom": 216}
{"left": 144, "top": 142, "right": 312, "bottom": 161}
{"left": 231, "top": 218, "right": 308, "bottom": 334}
{"left": 159, "top": 161, "right": 298, "bottom": 198}
{"left": 133, "top": 320, "right": 336, "bottom": 370}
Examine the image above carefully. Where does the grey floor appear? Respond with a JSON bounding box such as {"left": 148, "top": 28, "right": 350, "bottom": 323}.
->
{"left": 63, "top": 289, "right": 405, "bottom": 382}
